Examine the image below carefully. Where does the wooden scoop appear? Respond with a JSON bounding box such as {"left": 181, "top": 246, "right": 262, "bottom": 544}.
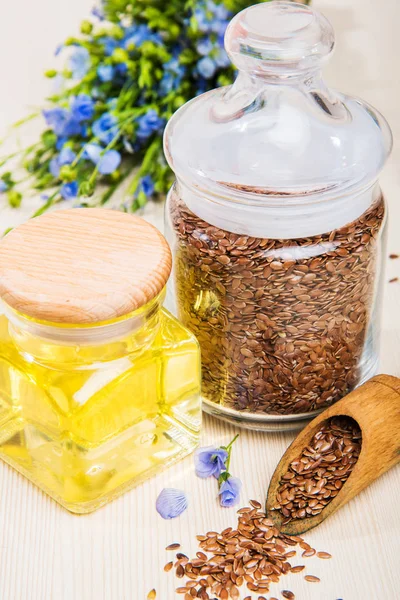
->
{"left": 266, "top": 374, "right": 400, "bottom": 535}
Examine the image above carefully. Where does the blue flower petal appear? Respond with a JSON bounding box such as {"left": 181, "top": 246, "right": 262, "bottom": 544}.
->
{"left": 83, "top": 143, "right": 103, "bottom": 164}
{"left": 60, "top": 181, "right": 78, "bottom": 200}
{"left": 92, "top": 112, "right": 118, "bottom": 145}
{"left": 0, "top": 181, "right": 8, "bottom": 193}
{"left": 197, "top": 56, "right": 216, "bottom": 79}
{"left": 156, "top": 488, "right": 188, "bottom": 520}
{"left": 98, "top": 150, "right": 121, "bottom": 174}
{"left": 98, "top": 64, "right": 114, "bottom": 82}
{"left": 140, "top": 175, "right": 154, "bottom": 197}
{"left": 49, "top": 156, "right": 61, "bottom": 178}
{"left": 59, "top": 147, "right": 76, "bottom": 165}
{"left": 71, "top": 94, "right": 94, "bottom": 122}
{"left": 69, "top": 46, "right": 91, "bottom": 80}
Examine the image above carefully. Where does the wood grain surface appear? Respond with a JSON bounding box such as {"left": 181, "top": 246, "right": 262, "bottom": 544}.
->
{"left": 0, "top": 0, "right": 399, "bottom": 599}
{"left": 0, "top": 209, "right": 172, "bottom": 324}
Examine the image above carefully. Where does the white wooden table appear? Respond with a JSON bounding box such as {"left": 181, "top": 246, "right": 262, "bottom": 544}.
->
{"left": 0, "top": 1, "right": 399, "bottom": 598}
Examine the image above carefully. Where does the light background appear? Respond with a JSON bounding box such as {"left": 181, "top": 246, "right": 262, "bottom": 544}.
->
{"left": 0, "top": 1, "right": 399, "bottom": 599}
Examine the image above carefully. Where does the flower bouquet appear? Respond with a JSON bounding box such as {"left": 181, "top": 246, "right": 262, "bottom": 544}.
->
{"left": 0, "top": 0, "right": 310, "bottom": 218}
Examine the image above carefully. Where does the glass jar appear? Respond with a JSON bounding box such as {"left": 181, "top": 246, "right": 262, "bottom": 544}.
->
{"left": 0, "top": 209, "right": 201, "bottom": 513}
{"left": 164, "top": 2, "right": 392, "bottom": 431}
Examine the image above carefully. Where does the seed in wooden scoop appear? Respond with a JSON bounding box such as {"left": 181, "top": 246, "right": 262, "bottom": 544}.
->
{"left": 271, "top": 417, "right": 361, "bottom": 524}
{"left": 147, "top": 590, "right": 156, "bottom": 600}
{"left": 317, "top": 551, "right": 332, "bottom": 559}
{"left": 305, "top": 575, "right": 321, "bottom": 582}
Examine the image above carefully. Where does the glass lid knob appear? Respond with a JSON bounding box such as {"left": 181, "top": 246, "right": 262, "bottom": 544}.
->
{"left": 225, "top": 1, "right": 335, "bottom": 76}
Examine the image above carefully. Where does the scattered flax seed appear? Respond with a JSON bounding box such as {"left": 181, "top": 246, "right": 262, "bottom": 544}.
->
{"left": 389, "top": 277, "right": 399, "bottom": 283}
{"left": 290, "top": 565, "right": 305, "bottom": 573}
{"left": 250, "top": 499, "right": 262, "bottom": 509}
{"left": 317, "top": 551, "right": 332, "bottom": 559}
{"left": 282, "top": 591, "right": 295, "bottom": 599}
{"left": 166, "top": 542, "right": 181, "bottom": 551}
{"left": 302, "top": 549, "right": 316, "bottom": 557}
{"left": 165, "top": 501, "right": 332, "bottom": 599}
{"left": 147, "top": 590, "right": 156, "bottom": 600}
{"left": 389, "top": 253, "right": 399, "bottom": 259}
{"left": 305, "top": 575, "right": 321, "bottom": 583}
{"left": 164, "top": 561, "right": 173, "bottom": 572}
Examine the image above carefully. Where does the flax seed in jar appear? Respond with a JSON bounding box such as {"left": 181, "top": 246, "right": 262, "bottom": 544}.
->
{"left": 164, "top": 2, "right": 392, "bottom": 431}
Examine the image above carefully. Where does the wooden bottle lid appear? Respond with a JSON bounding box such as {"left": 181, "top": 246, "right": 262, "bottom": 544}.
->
{"left": 0, "top": 208, "right": 172, "bottom": 324}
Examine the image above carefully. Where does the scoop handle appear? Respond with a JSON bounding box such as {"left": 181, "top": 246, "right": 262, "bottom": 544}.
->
{"left": 266, "top": 374, "right": 400, "bottom": 535}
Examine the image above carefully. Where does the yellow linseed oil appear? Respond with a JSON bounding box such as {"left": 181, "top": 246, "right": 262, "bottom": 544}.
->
{"left": 0, "top": 303, "right": 201, "bottom": 513}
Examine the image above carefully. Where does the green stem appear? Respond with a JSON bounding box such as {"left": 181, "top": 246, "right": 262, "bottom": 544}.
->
{"left": 127, "top": 137, "right": 160, "bottom": 196}
{"left": 31, "top": 191, "right": 60, "bottom": 218}
{"left": 224, "top": 433, "right": 239, "bottom": 473}
{"left": 0, "top": 142, "right": 41, "bottom": 166}
{"left": 100, "top": 168, "right": 131, "bottom": 205}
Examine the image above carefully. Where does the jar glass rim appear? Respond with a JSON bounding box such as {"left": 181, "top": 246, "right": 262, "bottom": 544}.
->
{"left": 1, "top": 291, "right": 164, "bottom": 345}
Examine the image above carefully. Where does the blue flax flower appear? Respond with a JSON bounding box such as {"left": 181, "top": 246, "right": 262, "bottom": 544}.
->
{"left": 116, "top": 63, "right": 127, "bottom": 76}
{"left": 69, "top": 46, "right": 91, "bottom": 79}
{"left": 124, "top": 24, "right": 162, "bottom": 49}
{"left": 136, "top": 109, "right": 164, "bottom": 140}
{"left": 83, "top": 143, "right": 121, "bottom": 175}
{"left": 0, "top": 181, "right": 8, "bottom": 193}
{"left": 196, "top": 38, "right": 214, "bottom": 56}
{"left": 214, "top": 48, "right": 230, "bottom": 68}
{"left": 92, "top": 113, "right": 118, "bottom": 145}
{"left": 101, "top": 37, "right": 118, "bottom": 56}
{"left": 195, "top": 1, "right": 231, "bottom": 36}
{"left": 194, "top": 446, "right": 228, "bottom": 479}
{"left": 43, "top": 108, "right": 68, "bottom": 136}
{"left": 91, "top": 6, "right": 104, "bottom": 20}
{"left": 197, "top": 56, "right": 216, "bottom": 79}
{"left": 43, "top": 108, "right": 81, "bottom": 138}
{"left": 98, "top": 150, "right": 121, "bottom": 174}
{"left": 60, "top": 181, "right": 78, "bottom": 200}
{"left": 160, "top": 59, "right": 186, "bottom": 95}
{"left": 97, "top": 64, "right": 114, "bottom": 82}
{"left": 140, "top": 175, "right": 154, "bottom": 197}
{"left": 219, "top": 477, "right": 242, "bottom": 507}
{"left": 56, "top": 136, "right": 67, "bottom": 151}
{"left": 49, "top": 146, "right": 76, "bottom": 178}
{"left": 71, "top": 94, "right": 94, "bottom": 122}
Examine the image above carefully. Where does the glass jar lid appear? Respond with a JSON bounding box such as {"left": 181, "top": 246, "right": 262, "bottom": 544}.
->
{"left": 0, "top": 209, "right": 172, "bottom": 324}
{"left": 164, "top": 1, "right": 392, "bottom": 204}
